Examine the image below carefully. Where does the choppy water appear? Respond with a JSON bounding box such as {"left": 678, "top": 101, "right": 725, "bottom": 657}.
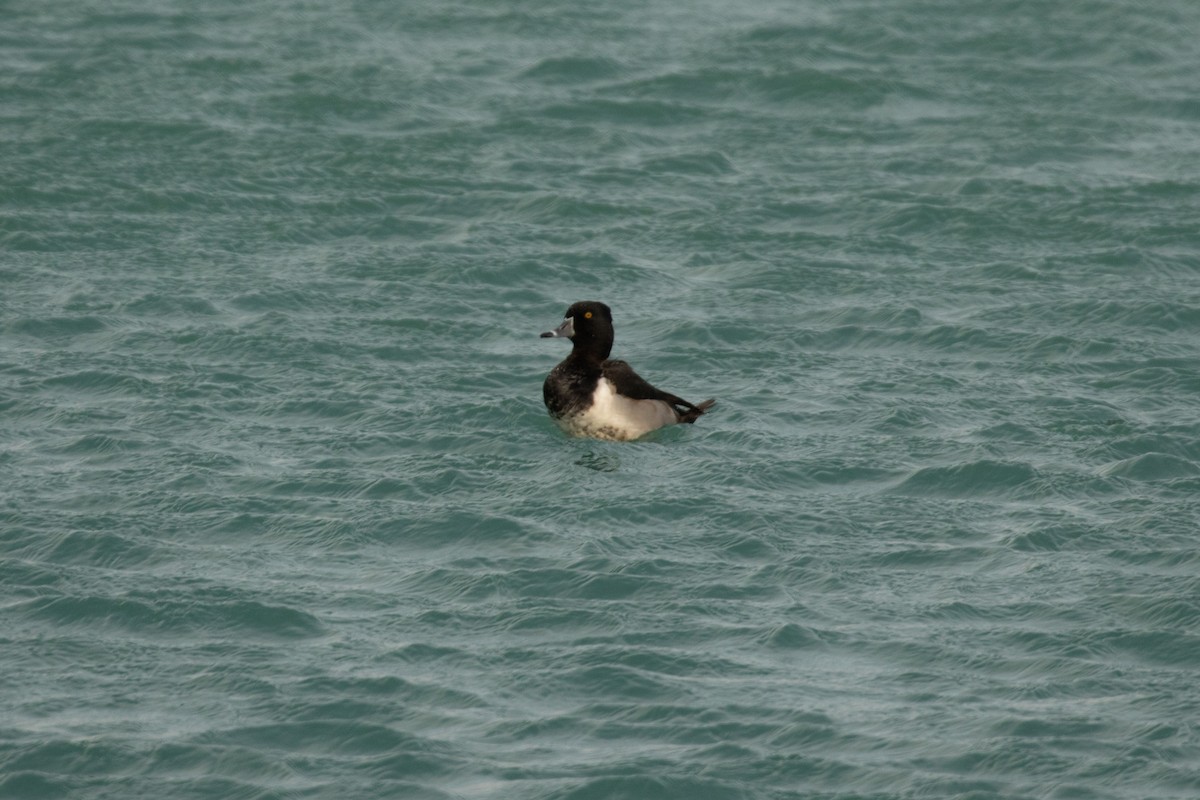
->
{"left": 4, "top": 1, "right": 1200, "bottom": 798}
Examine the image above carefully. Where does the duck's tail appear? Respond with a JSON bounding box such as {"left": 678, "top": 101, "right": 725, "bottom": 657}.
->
{"left": 678, "top": 398, "right": 715, "bottom": 424}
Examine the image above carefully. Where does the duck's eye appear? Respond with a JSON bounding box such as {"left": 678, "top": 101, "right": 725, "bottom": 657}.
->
{"left": 584, "top": 311, "right": 593, "bottom": 319}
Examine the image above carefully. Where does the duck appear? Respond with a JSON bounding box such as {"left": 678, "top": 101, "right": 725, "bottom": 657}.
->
{"left": 540, "top": 301, "right": 715, "bottom": 441}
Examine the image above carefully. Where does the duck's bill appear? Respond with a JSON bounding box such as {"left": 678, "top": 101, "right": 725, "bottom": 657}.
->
{"left": 540, "top": 317, "right": 574, "bottom": 338}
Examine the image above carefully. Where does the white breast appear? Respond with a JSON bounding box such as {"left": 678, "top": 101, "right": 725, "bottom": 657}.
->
{"left": 556, "top": 378, "right": 678, "bottom": 441}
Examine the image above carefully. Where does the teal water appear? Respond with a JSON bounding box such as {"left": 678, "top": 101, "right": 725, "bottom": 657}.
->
{"left": 4, "top": 1, "right": 1200, "bottom": 798}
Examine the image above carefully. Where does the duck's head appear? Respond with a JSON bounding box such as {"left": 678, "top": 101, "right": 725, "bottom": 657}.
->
{"left": 541, "top": 301, "right": 614, "bottom": 359}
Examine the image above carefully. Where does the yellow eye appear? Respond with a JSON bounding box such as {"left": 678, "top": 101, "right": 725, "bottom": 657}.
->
{"left": 584, "top": 311, "right": 593, "bottom": 319}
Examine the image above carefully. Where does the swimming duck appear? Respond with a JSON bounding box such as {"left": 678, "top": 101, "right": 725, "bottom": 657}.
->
{"left": 540, "top": 301, "right": 714, "bottom": 441}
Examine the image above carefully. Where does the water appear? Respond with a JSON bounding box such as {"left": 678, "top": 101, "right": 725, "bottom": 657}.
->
{"left": 3, "top": 1, "right": 1200, "bottom": 798}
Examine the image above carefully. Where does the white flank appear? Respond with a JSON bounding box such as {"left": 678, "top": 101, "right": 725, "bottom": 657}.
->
{"left": 557, "top": 377, "right": 678, "bottom": 441}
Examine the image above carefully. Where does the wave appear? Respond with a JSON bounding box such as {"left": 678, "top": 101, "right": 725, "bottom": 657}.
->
{"left": 20, "top": 593, "right": 324, "bottom": 639}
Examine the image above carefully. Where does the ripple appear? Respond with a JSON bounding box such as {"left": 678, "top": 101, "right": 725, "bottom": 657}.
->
{"left": 638, "top": 150, "right": 736, "bottom": 177}
{"left": 0, "top": 773, "right": 72, "bottom": 798}
{"left": 539, "top": 98, "right": 709, "bottom": 126}
{"left": 22, "top": 594, "right": 324, "bottom": 639}
{"left": 38, "top": 369, "right": 154, "bottom": 395}
{"left": 121, "top": 293, "right": 221, "bottom": 316}
{"left": 889, "top": 459, "right": 1039, "bottom": 499}
{"left": 8, "top": 315, "right": 107, "bottom": 339}
{"left": 520, "top": 55, "right": 625, "bottom": 83}
{"left": 1098, "top": 452, "right": 1200, "bottom": 481}
{"left": 545, "top": 774, "right": 748, "bottom": 800}
{"left": 1110, "top": 594, "right": 1200, "bottom": 629}
{"left": 26, "top": 529, "right": 163, "bottom": 570}
{"left": 55, "top": 432, "right": 148, "bottom": 455}
{"left": 763, "top": 623, "right": 828, "bottom": 649}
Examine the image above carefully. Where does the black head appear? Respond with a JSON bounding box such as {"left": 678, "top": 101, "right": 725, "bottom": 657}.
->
{"left": 540, "top": 301, "right": 615, "bottom": 360}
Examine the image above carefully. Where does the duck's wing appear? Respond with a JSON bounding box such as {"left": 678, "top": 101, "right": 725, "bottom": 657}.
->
{"left": 601, "top": 360, "right": 715, "bottom": 421}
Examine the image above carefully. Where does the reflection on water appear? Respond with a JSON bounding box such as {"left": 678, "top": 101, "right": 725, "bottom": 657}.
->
{"left": 576, "top": 450, "right": 621, "bottom": 472}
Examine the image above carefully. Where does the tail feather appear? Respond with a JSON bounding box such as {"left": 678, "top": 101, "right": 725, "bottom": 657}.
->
{"left": 678, "top": 398, "right": 715, "bottom": 424}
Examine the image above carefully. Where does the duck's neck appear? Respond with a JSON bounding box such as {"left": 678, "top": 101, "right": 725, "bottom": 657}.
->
{"left": 571, "top": 336, "right": 611, "bottom": 365}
